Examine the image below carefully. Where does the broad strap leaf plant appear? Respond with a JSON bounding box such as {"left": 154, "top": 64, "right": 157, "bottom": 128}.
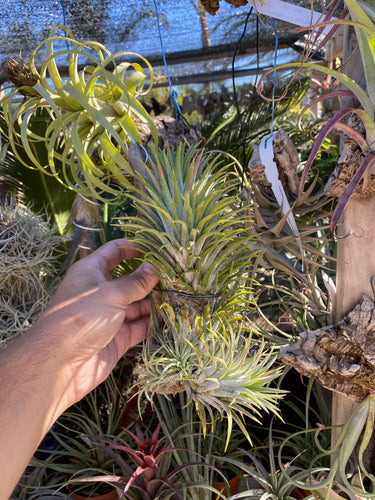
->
{"left": 1, "top": 25, "right": 158, "bottom": 202}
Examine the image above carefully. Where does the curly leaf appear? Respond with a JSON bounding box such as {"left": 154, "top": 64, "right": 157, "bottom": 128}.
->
{"left": 259, "top": 61, "right": 374, "bottom": 118}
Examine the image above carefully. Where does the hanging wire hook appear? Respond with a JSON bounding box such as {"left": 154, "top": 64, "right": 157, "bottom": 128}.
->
{"left": 74, "top": 184, "right": 101, "bottom": 207}
{"left": 125, "top": 134, "right": 149, "bottom": 164}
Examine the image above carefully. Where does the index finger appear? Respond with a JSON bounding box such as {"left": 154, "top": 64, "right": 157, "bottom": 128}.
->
{"left": 87, "top": 238, "right": 142, "bottom": 273}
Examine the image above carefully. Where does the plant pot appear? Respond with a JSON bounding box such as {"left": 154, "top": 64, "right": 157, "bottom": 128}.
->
{"left": 292, "top": 487, "right": 312, "bottom": 499}
{"left": 212, "top": 474, "right": 241, "bottom": 499}
{"left": 69, "top": 486, "right": 118, "bottom": 500}
{"left": 66, "top": 476, "right": 118, "bottom": 500}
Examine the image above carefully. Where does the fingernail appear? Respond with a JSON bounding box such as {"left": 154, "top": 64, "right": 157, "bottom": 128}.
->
{"left": 140, "top": 262, "right": 157, "bottom": 276}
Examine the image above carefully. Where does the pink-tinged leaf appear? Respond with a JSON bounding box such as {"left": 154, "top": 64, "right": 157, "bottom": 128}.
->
{"left": 298, "top": 90, "right": 354, "bottom": 130}
{"left": 303, "top": 4, "right": 348, "bottom": 52}
{"left": 150, "top": 423, "right": 162, "bottom": 447}
{"left": 299, "top": 108, "right": 355, "bottom": 197}
{"left": 310, "top": 120, "right": 368, "bottom": 150}
{"left": 330, "top": 152, "right": 375, "bottom": 233}
{"left": 124, "top": 465, "right": 156, "bottom": 493}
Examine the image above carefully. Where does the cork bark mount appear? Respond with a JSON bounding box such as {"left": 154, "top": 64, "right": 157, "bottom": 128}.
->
{"left": 280, "top": 294, "right": 375, "bottom": 401}
{"left": 248, "top": 129, "right": 300, "bottom": 201}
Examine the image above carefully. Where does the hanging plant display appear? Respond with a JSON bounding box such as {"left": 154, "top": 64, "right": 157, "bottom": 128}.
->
{"left": 1, "top": 26, "right": 158, "bottom": 201}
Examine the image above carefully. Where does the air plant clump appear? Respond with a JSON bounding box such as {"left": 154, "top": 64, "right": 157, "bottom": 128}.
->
{"left": 1, "top": 25, "right": 158, "bottom": 202}
{"left": 137, "top": 315, "right": 283, "bottom": 446}
{"left": 121, "top": 142, "right": 284, "bottom": 445}
{"left": 247, "top": 129, "right": 335, "bottom": 339}
{"left": 257, "top": 0, "right": 375, "bottom": 233}
{"left": 74, "top": 423, "right": 188, "bottom": 499}
{"left": 0, "top": 198, "right": 62, "bottom": 346}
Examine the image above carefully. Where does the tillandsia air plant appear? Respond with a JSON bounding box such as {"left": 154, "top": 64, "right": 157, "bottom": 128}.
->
{"left": 29, "top": 374, "right": 131, "bottom": 497}
{"left": 277, "top": 395, "right": 375, "bottom": 499}
{"left": 221, "top": 422, "right": 315, "bottom": 500}
{"left": 247, "top": 129, "right": 336, "bottom": 341}
{"left": 258, "top": 0, "right": 375, "bottom": 233}
{"left": 68, "top": 421, "right": 215, "bottom": 500}
{"left": 1, "top": 25, "right": 158, "bottom": 202}
{"left": 120, "top": 141, "right": 284, "bottom": 447}
{"left": 0, "top": 197, "right": 62, "bottom": 346}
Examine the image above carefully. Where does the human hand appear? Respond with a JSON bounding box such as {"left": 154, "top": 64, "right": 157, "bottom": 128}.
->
{"left": 0, "top": 238, "right": 158, "bottom": 496}
{"left": 33, "top": 238, "right": 159, "bottom": 408}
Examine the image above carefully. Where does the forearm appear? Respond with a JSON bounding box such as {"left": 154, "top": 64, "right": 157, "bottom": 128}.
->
{"left": 0, "top": 239, "right": 158, "bottom": 498}
{"left": 0, "top": 329, "right": 69, "bottom": 499}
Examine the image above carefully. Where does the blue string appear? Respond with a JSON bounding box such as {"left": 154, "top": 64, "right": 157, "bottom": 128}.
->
{"left": 60, "top": 0, "right": 70, "bottom": 50}
{"left": 268, "top": 16, "right": 278, "bottom": 136}
{"left": 152, "top": 0, "right": 184, "bottom": 134}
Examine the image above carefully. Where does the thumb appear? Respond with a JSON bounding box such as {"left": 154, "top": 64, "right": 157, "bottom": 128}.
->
{"left": 110, "top": 262, "right": 159, "bottom": 306}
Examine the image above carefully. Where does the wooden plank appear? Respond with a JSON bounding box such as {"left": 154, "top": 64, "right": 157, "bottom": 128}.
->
{"left": 332, "top": 197, "right": 375, "bottom": 442}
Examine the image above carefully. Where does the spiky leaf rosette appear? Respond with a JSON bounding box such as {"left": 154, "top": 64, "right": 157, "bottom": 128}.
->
{"left": 136, "top": 313, "right": 283, "bottom": 448}
{"left": 120, "top": 142, "right": 283, "bottom": 442}
{"left": 122, "top": 142, "right": 254, "bottom": 321}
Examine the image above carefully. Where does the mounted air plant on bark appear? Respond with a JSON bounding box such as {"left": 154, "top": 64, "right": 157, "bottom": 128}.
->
{"left": 258, "top": 0, "right": 375, "bottom": 233}
{"left": 248, "top": 129, "right": 335, "bottom": 338}
{"left": 122, "top": 142, "right": 284, "bottom": 446}
{"left": 0, "top": 25, "right": 157, "bottom": 202}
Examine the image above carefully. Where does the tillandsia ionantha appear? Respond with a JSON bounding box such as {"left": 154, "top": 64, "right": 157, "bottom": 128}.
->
{"left": 121, "top": 142, "right": 284, "bottom": 447}
{"left": 1, "top": 25, "right": 158, "bottom": 202}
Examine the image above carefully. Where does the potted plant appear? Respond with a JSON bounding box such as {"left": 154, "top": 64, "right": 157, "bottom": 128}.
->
{"left": 220, "top": 423, "right": 314, "bottom": 500}
{"left": 60, "top": 412, "right": 230, "bottom": 500}
{"left": 154, "top": 392, "right": 247, "bottom": 499}
{"left": 33, "top": 373, "right": 132, "bottom": 499}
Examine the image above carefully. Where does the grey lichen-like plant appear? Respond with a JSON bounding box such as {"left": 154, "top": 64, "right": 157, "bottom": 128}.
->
{"left": 121, "top": 142, "right": 284, "bottom": 445}
{"left": 0, "top": 198, "right": 62, "bottom": 346}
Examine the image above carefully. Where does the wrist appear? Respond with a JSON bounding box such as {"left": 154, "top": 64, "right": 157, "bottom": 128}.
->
{"left": 0, "top": 330, "right": 70, "bottom": 497}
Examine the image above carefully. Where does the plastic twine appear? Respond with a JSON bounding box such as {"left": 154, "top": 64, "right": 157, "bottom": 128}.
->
{"left": 60, "top": 0, "right": 71, "bottom": 50}
{"left": 268, "top": 16, "right": 278, "bottom": 135}
{"left": 152, "top": 0, "right": 184, "bottom": 134}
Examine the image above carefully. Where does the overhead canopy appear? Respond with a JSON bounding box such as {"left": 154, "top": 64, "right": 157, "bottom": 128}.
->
{"left": 0, "top": 0, "right": 324, "bottom": 88}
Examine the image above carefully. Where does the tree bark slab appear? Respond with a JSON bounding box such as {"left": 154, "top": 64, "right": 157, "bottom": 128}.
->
{"left": 280, "top": 294, "right": 375, "bottom": 401}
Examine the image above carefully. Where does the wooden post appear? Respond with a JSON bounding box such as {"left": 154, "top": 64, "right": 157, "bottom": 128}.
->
{"left": 332, "top": 197, "right": 375, "bottom": 456}
{"left": 330, "top": 18, "right": 370, "bottom": 445}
